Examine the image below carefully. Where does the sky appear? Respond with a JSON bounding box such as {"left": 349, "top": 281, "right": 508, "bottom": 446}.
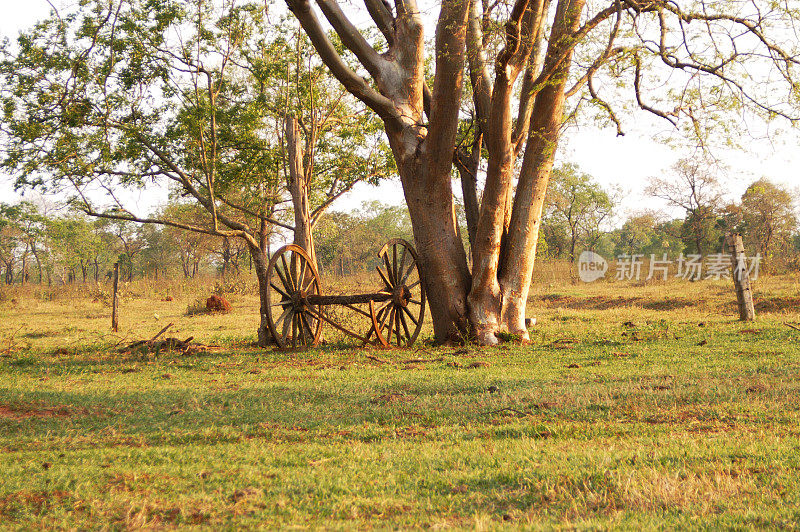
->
{"left": 1, "top": 1, "right": 798, "bottom": 224}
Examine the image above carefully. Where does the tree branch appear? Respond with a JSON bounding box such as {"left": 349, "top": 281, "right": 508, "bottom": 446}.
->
{"left": 364, "top": 0, "right": 395, "bottom": 48}
{"left": 316, "top": 0, "right": 389, "bottom": 81}
{"left": 286, "top": 0, "right": 399, "bottom": 122}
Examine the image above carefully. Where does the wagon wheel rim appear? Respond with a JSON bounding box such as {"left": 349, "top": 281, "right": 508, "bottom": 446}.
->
{"left": 265, "top": 245, "right": 322, "bottom": 349}
{"left": 373, "top": 239, "right": 426, "bottom": 347}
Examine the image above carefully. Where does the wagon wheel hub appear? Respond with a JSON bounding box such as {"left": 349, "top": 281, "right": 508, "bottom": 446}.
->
{"left": 293, "top": 289, "right": 308, "bottom": 311}
{"left": 393, "top": 285, "right": 411, "bottom": 307}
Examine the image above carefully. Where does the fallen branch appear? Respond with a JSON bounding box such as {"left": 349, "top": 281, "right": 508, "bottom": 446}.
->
{"left": 120, "top": 323, "right": 195, "bottom": 354}
{"left": 150, "top": 322, "right": 174, "bottom": 342}
{"left": 784, "top": 322, "right": 800, "bottom": 332}
{"left": 366, "top": 354, "right": 391, "bottom": 364}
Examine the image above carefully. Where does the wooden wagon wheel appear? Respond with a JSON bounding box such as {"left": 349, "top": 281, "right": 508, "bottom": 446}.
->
{"left": 265, "top": 244, "right": 323, "bottom": 349}
{"left": 366, "top": 239, "right": 426, "bottom": 347}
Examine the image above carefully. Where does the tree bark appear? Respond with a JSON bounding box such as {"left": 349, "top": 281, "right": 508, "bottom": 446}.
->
{"left": 32, "top": 247, "right": 43, "bottom": 284}
{"left": 497, "top": 0, "right": 585, "bottom": 339}
{"left": 111, "top": 262, "right": 119, "bottom": 332}
{"left": 455, "top": 130, "right": 482, "bottom": 250}
{"left": 249, "top": 243, "right": 273, "bottom": 347}
{"left": 467, "top": 0, "right": 546, "bottom": 344}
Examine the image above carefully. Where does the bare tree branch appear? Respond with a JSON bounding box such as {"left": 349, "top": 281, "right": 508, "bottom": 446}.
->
{"left": 286, "top": 0, "right": 399, "bottom": 122}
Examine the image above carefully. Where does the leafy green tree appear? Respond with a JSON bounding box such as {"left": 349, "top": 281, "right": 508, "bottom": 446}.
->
{"left": 740, "top": 179, "right": 798, "bottom": 265}
{"left": 0, "top": 205, "right": 23, "bottom": 284}
{"left": 1, "top": 1, "right": 392, "bottom": 345}
{"left": 0, "top": 201, "right": 51, "bottom": 284}
{"left": 139, "top": 224, "right": 178, "bottom": 280}
{"left": 610, "top": 213, "right": 683, "bottom": 257}
{"left": 614, "top": 213, "right": 656, "bottom": 257}
{"left": 46, "top": 215, "right": 102, "bottom": 284}
{"left": 314, "top": 202, "right": 413, "bottom": 276}
{"left": 543, "top": 164, "right": 614, "bottom": 261}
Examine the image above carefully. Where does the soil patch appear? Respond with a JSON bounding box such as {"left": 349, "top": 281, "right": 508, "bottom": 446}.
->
{"left": 0, "top": 403, "right": 87, "bottom": 421}
{"left": 754, "top": 296, "right": 800, "bottom": 313}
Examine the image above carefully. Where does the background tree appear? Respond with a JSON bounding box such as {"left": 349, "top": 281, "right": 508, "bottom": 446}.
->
{"left": 543, "top": 164, "right": 614, "bottom": 261}
{"left": 139, "top": 224, "right": 178, "bottom": 280}
{"left": 0, "top": 201, "right": 52, "bottom": 284}
{"left": 610, "top": 212, "right": 683, "bottom": 258}
{"left": 740, "top": 179, "right": 798, "bottom": 267}
{"left": 45, "top": 215, "right": 103, "bottom": 284}
{"left": 646, "top": 158, "right": 724, "bottom": 255}
{"left": 314, "top": 201, "right": 413, "bottom": 276}
{"left": 0, "top": 205, "right": 23, "bottom": 284}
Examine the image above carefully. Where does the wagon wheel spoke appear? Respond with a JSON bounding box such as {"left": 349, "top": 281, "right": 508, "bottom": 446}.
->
{"left": 298, "top": 311, "right": 307, "bottom": 345}
{"left": 383, "top": 254, "right": 396, "bottom": 286}
{"left": 383, "top": 307, "right": 393, "bottom": 345}
{"left": 407, "top": 279, "right": 421, "bottom": 290}
{"left": 376, "top": 265, "right": 393, "bottom": 291}
{"left": 297, "top": 313, "right": 305, "bottom": 347}
{"left": 274, "top": 305, "right": 292, "bottom": 329}
{"left": 398, "top": 246, "right": 407, "bottom": 281}
{"left": 401, "top": 305, "right": 418, "bottom": 326}
{"left": 409, "top": 299, "right": 422, "bottom": 306}
{"left": 401, "top": 258, "right": 417, "bottom": 284}
{"left": 281, "top": 308, "right": 293, "bottom": 343}
{"left": 292, "top": 312, "right": 300, "bottom": 348}
{"left": 274, "top": 261, "right": 294, "bottom": 295}
{"left": 270, "top": 282, "right": 290, "bottom": 301}
{"left": 298, "top": 258, "right": 308, "bottom": 291}
{"left": 392, "top": 245, "right": 398, "bottom": 283}
{"left": 394, "top": 308, "right": 403, "bottom": 346}
{"left": 300, "top": 313, "right": 315, "bottom": 343}
{"left": 302, "top": 272, "right": 317, "bottom": 292}
{"left": 382, "top": 306, "right": 395, "bottom": 345}
{"left": 280, "top": 254, "right": 296, "bottom": 292}
{"left": 364, "top": 301, "right": 391, "bottom": 342}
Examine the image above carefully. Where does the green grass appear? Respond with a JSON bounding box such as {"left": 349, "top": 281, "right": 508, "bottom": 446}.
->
{"left": 1, "top": 274, "right": 800, "bottom": 528}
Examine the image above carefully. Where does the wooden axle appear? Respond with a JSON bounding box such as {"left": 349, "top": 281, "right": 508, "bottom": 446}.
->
{"left": 306, "top": 291, "right": 394, "bottom": 306}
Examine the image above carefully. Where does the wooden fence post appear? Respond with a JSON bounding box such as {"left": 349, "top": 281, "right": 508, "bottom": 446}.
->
{"left": 726, "top": 233, "right": 755, "bottom": 321}
{"left": 112, "top": 262, "right": 120, "bottom": 332}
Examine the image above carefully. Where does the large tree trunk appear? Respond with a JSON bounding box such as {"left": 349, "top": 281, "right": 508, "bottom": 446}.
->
{"left": 395, "top": 152, "right": 473, "bottom": 342}
{"left": 455, "top": 131, "right": 482, "bottom": 251}
{"left": 466, "top": 0, "right": 546, "bottom": 344}
{"left": 379, "top": 0, "right": 473, "bottom": 343}
{"left": 32, "top": 248, "right": 43, "bottom": 284}
{"left": 21, "top": 253, "right": 28, "bottom": 286}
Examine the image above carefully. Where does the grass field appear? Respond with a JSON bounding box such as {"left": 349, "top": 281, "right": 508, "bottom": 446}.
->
{"left": 1, "top": 268, "right": 800, "bottom": 529}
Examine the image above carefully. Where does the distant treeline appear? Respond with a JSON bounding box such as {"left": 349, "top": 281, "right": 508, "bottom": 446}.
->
{"left": 0, "top": 200, "right": 413, "bottom": 285}
{"left": 2, "top": 162, "right": 798, "bottom": 285}
{"left": 540, "top": 162, "right": 799, "bottom": 271}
